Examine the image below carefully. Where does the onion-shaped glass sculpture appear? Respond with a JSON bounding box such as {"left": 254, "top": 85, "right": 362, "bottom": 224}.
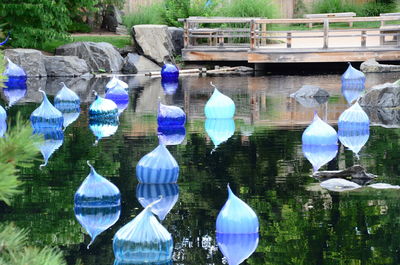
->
{"left": 0, "top": 105, "right": 7, "bottom": 137}
{"left": 216, "top": 185, "right": 259, "bottom": 234}
{"left": 161, "top": 79, "right": 179, "bottom": 95}
{"left": 113, "top": 203, "right": 173, "bottom": 263}
{"left": 161, "top": 63, "right": 179, "bottom": 81}
{"left": 204, "top": 83, "right": 235, "bottom": 119}
{"left": 136, "top": 144, "right": 179, "bottom": 184}
{"left": 157, "top": 126, "right": 186, "bottom": 146}
{"left": 74, "top": 161, "right": 121, "bottom": 207}
{"left": 157, "top": 102, "right": 186, "bottom": 127}
{"left": 302, "top": 112, "right": 338, "bottom": 146}
{"left": 33, "top": 127, "right": 64, "bottom": 168}
{"left": 136, "top": 183, "right": 179, "bottom": 221}
{"left": 205, "top": 118, "right": 235, "bottom": 150}
{"left": 320, "top": 178, "right": 361, "bottom": 192}
{"left": 106, "top": 76, "right": 129, "bottom": 92}
{"left": 106, "top": 85, "right": 129, "bottom": 115}
{"left": 338, "top": 102, "right": 370, "bottom": 156}
{"left": 89, "top": 118, "right": 119, "bottom": 145}
{"left": 74, "top": 204, "right": 121, "bottom": 248}
{"left": 4, "top": 58, "right": 26, "bottom": 77}
{"left": 4, "top": 76, "right": 27, "bottom": 107}
{"left": 30, "top": 89, "right": 63, "bottom": 130}
{"left": 89, "top": 91, "right": 118, "bottom": 120}
{"left": 216, "top": 232, "right": 259, "bottom": 265}
{"left": 341, "top": 63, "right": 365, "bottom": 91}
{"left": 54, "top": 82, "right": 81, "bottom": 129}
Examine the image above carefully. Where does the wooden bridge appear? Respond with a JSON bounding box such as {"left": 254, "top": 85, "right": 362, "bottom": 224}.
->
{"left": 179, "top": 15, "right": 400, "bottom": 63}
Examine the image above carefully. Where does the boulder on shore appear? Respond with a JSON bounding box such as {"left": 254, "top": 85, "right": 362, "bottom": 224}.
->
{"left": 359, "top": 82, "right": 400, "bottom": 108}
{"left": 360, "top": 58, "right": 400, "bottom": 73}
{"left": 44, "top": 56, "right": 90, "bottom": 77}
{"left": 122, "top": 53, "right": 161, "bottom": 74}
{"left": 5, "top": 49, "right": 47, "bottom": 77}
{"left": 290, "top": 85, "right": 329, "bottom": 108}
{"left": 168, "top": 27, "right": 184, "bottom": 56}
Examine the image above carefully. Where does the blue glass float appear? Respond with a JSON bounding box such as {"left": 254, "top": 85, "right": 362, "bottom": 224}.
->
{"left": 30, "top": 89, "right": 63, "bottom": 131}
{"left": 0, "top": 32, "right": 10, "bottom": 46}
{"left": 89, "top": 118, "right": 119, "bottom": 145}
{"left": 54, "top": 82, "right": 81, "bottom": 129}
{"left": 338, "top": 102, "right": 370, "bottom": 156}
{"left": 33, "top": 127, "right": 64, "bottom": 168}
{"left": 204, "top": 83, "right": 235, "bottom": 119}
{"left": 106, "top": 84, "right": 129, "bottom": 115}
{"left": 4, "top": 76, "right": 27, "bottom": 107}
{"left": 74, "top": 204, "right": 121, "bottom": 248}
{"left": 74, "top": 161, "right": 121, "bottom": 207}
{"left": 216, "top": 185, "right": 259, "bottom": 234}
{"left": 113, "top": 203, "right": 173, "bottom": 263}
{"left": 89, "top": 91, "right": 118, "bottom": 120}
{"left": 216, "top": 232, "right": 259, "bottom": 265}
{"left": 136, "top": 183, "right": 179, "bottom": 221}
{"left": 0, "top": 105, "right": 7, "bottom": 137}
{"left": 136, "top": 144, "right": 179, "bottom": 184}
{"left": 157, "top": 126, "right": 186, "bottom": 146}
{"left": 341, "top": 63, "right": 365, "bottom": 103}
{"left": 205, "top": 118, "right": 235, "bottom": 150}
{"left": 106, "top": 76, "right": 129, "bottom": 92}
{"left": 320, "top": 178, "right": 361, "bottom": 192}
{"left": 157, "top": 102, "right": 186, "bottom": 127}
{"left": 161, "top": 79, "right": 179, "bottom": 95}
{"left": 4, "top": 57, "right": 26, "bottom": 77}
{"left": 161, "top": 63, "right": 179, "bottom": 81}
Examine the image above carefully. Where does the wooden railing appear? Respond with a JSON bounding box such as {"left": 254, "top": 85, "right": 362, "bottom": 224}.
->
{"left": 178, "top": 15, "right": 400, "bottom": 50}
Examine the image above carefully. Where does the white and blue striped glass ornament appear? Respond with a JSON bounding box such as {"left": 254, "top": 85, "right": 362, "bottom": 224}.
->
{"left": 216, "top": 185, "right": 259, "bottom": 234}
{"left": 0, "top": 105, "right": 7, "bottom": 137}
{"left": 157, "top": 102, "right": 186, "bottom": 127}
{"left": 205, "top": 118, "right": 235, "bottom": 150}
{"left": 341, "top": 63, "right": 365, "bottom": 90}
{"left": 136, "top": 144, "right": 179, "bottom": 184}
{"left": 54, "top": 82, "right": 81, "bottom": 129}
{"left": 216, "top": 232, "right": 259, "bottom": 265}
{"left": 106, "top": 76, "right": 128, "bottom": 92}
{"left": 157, "top": 126, "right": 186, "bottom": 146}
{"left": 89, "top": 91, "right": 118, "bottom": 120}
{"left": 3, "top": 57, "right": 26, "bottom": 77}
{"left": 204, "top": 83, "right": 235, "bottom": 119}
{"left": 33, "top": 127, "right": 64, "bottom": 168}
{"left": 30, "top": 89, "right": 64, "bottom": 130}
{"left": 136, "top": 183, "right": 179, "bottom": 221}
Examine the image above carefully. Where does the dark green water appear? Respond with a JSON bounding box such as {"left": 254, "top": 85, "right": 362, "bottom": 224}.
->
{"left": 1, "top": 73, "right": 400, "bottom": 265}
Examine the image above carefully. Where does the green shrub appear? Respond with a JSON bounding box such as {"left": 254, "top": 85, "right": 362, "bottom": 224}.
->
{"left": 123, "top": 3, "right": 165, "bottom": 29}
{"left": 313, "top": 0, "right": 396, "bottom": 16}
{"left": 67, "top": 21, "right": 92, "bottom": 33}
{"left": 217, "top": 0, "right": 277, "bottom": 18}
{"left": 358, "top": 2, "right": 395, "bottom": 16}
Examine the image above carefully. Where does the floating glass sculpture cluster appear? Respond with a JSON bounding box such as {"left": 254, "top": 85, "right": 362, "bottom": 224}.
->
{"left": 3, "top": 58, "right": 27, "bottom": 107}
{"left": 341, "top": 63, "right": 365, "bottom": 104}
{"left": 161, "top": 63, "right": 179, "bottom": 81}
{"left": 0, "top": 105, "right": 7, "bottom": 137}
{"left": 216, "top": 185, "right": 259, "bottom": 265}
{"left": 54, "top": 82, "right": 81, "bottom": 129}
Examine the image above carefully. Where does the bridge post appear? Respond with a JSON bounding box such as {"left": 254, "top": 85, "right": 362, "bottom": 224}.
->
{"left": 361, "top": 30, "right": 367, "bottom": 47}
{"left": 250, "top": 19, "right": 256, "bottom": 50}
{"left": 287, "top": 32, "right": 292, "bottom": 48}
{"left": 323, "top": 19, "right": 329, "bottom": 49}
{"left": 183, "top": 19, "right": 189, "bottom": 48}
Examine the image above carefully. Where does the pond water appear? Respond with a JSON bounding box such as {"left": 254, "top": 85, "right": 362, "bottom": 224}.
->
{"left": 1, "top": 72, "right": 400, "bottom": 265}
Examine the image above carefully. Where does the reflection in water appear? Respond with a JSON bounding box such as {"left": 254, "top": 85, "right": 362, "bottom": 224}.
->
{"left": 216, "top": 233, "right": 259, "bottom": 265}
{"left": 4, "top": 76, "right": 27, "bottom": 106}
{"left": 89, "top": 117, "right": 119, "bottom": 144}
{"left": 54, "top": 82, "right": 81, "bottom": 129}
{"left": 33, "top": 127, "right": 64, "bottom": 168}
{"left": 105, "top": 85, "right": 129, "bottom": 115}
{"left": 157, "top": 126, "right": 186, "bottom": 146}
{"left": 320, "top": 178, "right": 361, "bottom": 192}
{"left": 205, "top": 118, "right": 235, "bottom": 150}
{"left": 341, "top": 63, "right": 365, "bottom": 104}
{"left": 162, "top": 79, "right": 179, "bottom": 95}
{"left": 0, "top": 104, "right": 6, "bottom": 137}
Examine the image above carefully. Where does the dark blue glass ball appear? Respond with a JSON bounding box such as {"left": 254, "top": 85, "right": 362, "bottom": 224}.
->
{"left": 161, "top": 64, "right": 179, "bottom": 81}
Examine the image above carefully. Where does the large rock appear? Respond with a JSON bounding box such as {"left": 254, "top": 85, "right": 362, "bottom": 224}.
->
{"left": 361, "top": 58, "right": 400, "bottom": 73}
{"left": 359, "top": 82, "right": 400, "bottom": 108}
{"left": 55, "top": 42, "right": 124, "bottom": 73}
{"left": 168, "top": 27, "right": 184, "bottom": 56}
{"left": 5, "top": 49, "right": 46, "bottom": 77}
{"left": 122, "top": 53, "right": 161, "bottom": 74}
{"left": 363, "top": 107, "right": 400, "bottom": 128}
{"left": 44, "top": 56, "right": 90, "bottom": 77}
{"left": 132, "top": 25, "right": 175, "bottom": 65}
{"left": 290, "top": 85, "right": 329, "bottom": 108}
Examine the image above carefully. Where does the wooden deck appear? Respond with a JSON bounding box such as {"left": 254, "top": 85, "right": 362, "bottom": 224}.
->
{"left": 179, "top": 16, "right": 400, "bottom": 63}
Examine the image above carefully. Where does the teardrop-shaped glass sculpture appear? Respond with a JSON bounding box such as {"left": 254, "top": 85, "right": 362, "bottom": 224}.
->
{"left": 136, "top": 144, "right": 179, "bottom": 184}
{"left": 89, "top": 118, "right": 119, "bottom": 145}
{"left": 113, "top": 204, "right": 173, "bottom": 263}
{"left": 302, "top": 112, "right": 338, "bottom": 146}
{"left": 106, "top": 76, "right": 129, "bottom": 92}
{"left": 161, "top": 63, "right": 179, "bottom": 81}
{"left": 30, "top": 90, "right": 64, "bottom": 130}
{"left": 161, "top": 79, "right": 179, "bottom": 95}
{"left": 33, "top": 127, "right": 64, "bottom": 168}
{"left": 157, "top": 102, "right": 186, "bottom": 127}
{"left": 136, "top": 183, "right": 179, "bottom": 221}
{"left": 54, "top": 82, "right": 81, "bottom": 128}
{"left": 74, "top": 204, "right": 121, "bottom": 248}
{"left": 341, "top": 63, "right": 365, "bottom": 90}
{"left": 205, "top": 118, "right": 235, "bottom": 150}
{"left": 338, "top": 102, "right": 370, "bottom": 156}
{"left": 157, "top": 126, "right": 186, "bottom": 146}
{"left": 216, "top": 185, "right": 259, "bottom": 234}
{"left": 4, "top": 76, "right": 27, "bottom": 107}
{"left": 216, "top": 232, "right": 259, "bottom": 265}
{"left": 74, "top": 161, "right": 121, "bottom": 207}
{"left": 105, "top": 85, "right": 129, "bottom": 115}
{"left": 3, "top": 58, "right": 26, "bottom": 77}
{"left": 320, "top": 178, "right": 361, "bottom": 192}
{"left": 0, "top": 105, "right": 7, "bottom": 137}
{"left": 89, "top": 92, "right": 118, "bottom": 120}
{"left": 204, "top": 83, "right": 235, "bottom": 119}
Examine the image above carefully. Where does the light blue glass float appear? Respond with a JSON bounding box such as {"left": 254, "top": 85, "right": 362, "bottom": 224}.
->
{"left": 89, "top": 91, "right": 118, "bottom": 120}
{"left": 136, "top": 183, "right": 179, "bottom": 221}
{"left": 74, "top": 161, "right": 121, "bottom": 207}
{"left": 341, "top": 63, "right": 365, "bottom": 104}
{"left": 216, "top": 185, "right": 259, "bottom": 234}
{"left": 4, "top": 57, "right": 26, "bottom": 77}
{"left": 74, "top": 204, "right": 121, "bottom": 248}
{"left": 106, "top": 76, "right": 129, "bottom": 92}
{"left": 89, "top": 118, "right": 119, "bottom": 145}
{"left": 216, "top": 232, "right": 259, "bottom": 265}
{"left": 205, "top": 118, "right": 235, "bottom": 151}
{"left": 113, "top": 203, "right": 173, "bottom": 263}
{"left": 161, "top": 63, "right": 179, "bottom": 81}
{"left": 33, "top": 127, "right": 64, "bottom": 168}
{"left": 113, "top": 260, "right": 173, "bottom": 265}
{"left": 106, "top": 84, "right": 129, "bottom": 115}
{"left": 4, "top": 76, "right": 27, "bottom": 107}
{"left": 204, "top": 82, "right": 235, "bottom": 119}
{"left": 0, "top": 105, "right": 7, "bottom": 137}
{"left": 161, "top": 79, "right": 179, "bottom": 95}
{"left": 30, "top": 89, "right": 64, "bottom": 131}
{"left": 136, "top": 144, "right": 179, "bottom": 184}
{"left": 157, "top": 102, "right": 186, "bottom": 127}
{"left": 157, "top": 126, "right": 186, "bottom": 146}
{"left": 338, "top": 102, "right": 370, "bottom": 156}
{"left": 54, "top": 82, "right": 81, "bottom": 129}
{"left": 320, "top": 178, "right": 361, "bottom": 192}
